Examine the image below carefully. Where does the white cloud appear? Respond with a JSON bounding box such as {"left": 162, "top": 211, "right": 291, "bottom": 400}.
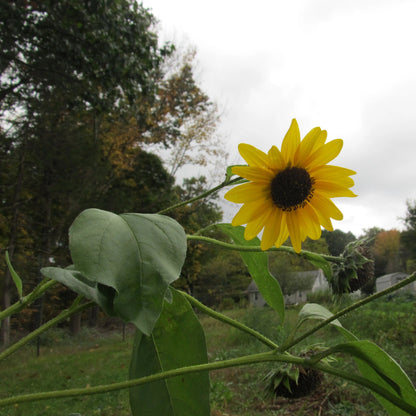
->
{"left": 144, "top": 0, "right": 416, "bottom": 236}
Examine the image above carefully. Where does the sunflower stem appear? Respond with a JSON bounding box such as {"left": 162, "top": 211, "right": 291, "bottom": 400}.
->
{"left": 180, "top": 291, "right": 279, "bottom": 349}
{"left": 187, "top": 234, "right": 343, "bottom": 263}
{"left": 157, "top": 177, "right": 241, "bottom": 215}
{"left": 2, "top": 351, "right": 415, "bottom": 414}
{"left": 0, "top": 278, "right": 57, "bottom": 322}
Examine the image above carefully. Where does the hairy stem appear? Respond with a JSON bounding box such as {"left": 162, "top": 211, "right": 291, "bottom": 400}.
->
{"left": 157, "top": 177, "right": 241, "bottom": 215}
{"left": 187, "top": 234, "right": 342, "bottom": 263}
{"left": 1, "top": 351, "right": 415, "bottom": 413}
{"left": 181, "top": 291, "right": 278, "bottom": 350}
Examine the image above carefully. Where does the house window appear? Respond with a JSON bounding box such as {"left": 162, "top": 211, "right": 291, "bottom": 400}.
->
{"left": 254, "top": 292, "right": 258, "bottom": 300}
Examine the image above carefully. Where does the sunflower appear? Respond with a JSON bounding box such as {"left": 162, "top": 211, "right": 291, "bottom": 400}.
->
{"left": 224, "top": 119, "right": 356, "bottom": 253}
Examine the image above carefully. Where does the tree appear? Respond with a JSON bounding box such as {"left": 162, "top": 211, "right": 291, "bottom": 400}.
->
{"left": 194, "top": 250, "right": 251, "bottom": 307}
{"left": 171, "top": 177, "right": 223, "bottom": 295}
{"left": 401, "top": 200, "right": 416, "bottom": 259}
{"left": 0, "top": 1, "right": 225, "bottom": 344}
{"left": 373, "top": 230, "right": 402, "bottom": 276}
{"left": 1, "top": 0, "right": 170, "bottom": 113}
{"left": 321, "top": 229, "right": 356, "bottom": 256}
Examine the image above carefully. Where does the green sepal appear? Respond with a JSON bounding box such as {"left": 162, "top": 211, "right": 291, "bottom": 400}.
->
{"left": 5, "top": 251, "right": 23, "bottom": 299}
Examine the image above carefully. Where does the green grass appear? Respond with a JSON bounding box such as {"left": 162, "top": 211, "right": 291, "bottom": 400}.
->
{"left": 0, "top": 330, "right": 132, "bottom": 416}
{"left": 1, "top": 298, "right": 415, "bottom": 416}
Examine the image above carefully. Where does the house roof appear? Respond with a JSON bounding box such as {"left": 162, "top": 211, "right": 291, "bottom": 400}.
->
{"left": 377, "top": 272, "right": 409, "bottom": 282}
{"left": 246, "top": 269, "right": 323, "bottom": 293}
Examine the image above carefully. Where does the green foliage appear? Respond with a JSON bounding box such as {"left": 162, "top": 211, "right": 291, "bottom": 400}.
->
{"left": 401, "top": 200, "right": 416, "bottom": 261}
{"left": 193, "top": 249, "right": 251, "bottom": 307}
{"left": 1, "top": 0, "right": 169, "bottom": 112}
{"left": 210, "top": 380, "right": 234, "bottom": 409}
{"left": 2, "top": 173, "right": 416, "bottom": 415}
{"left": 322, "top": 229, "right": 356, "bottom": 256}
{"left": 307, "top": 289, "right": 334, "bottom": 304}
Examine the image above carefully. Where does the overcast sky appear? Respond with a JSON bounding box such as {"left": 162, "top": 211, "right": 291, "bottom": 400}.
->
{"left": 142, "top": 0, "right": 416, "bottom": 237}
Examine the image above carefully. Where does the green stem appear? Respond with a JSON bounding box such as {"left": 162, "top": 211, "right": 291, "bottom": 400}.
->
{"left": 0, "top": 298, "right": 94, "bottom": 362}
{"left": 157, "top": 177, "right": 241, "bottom": 215}
{"left": 181, "top": 291, "right": 278, "bottom": 350}
{"left": 280, "top": 271, "right": 416, "bottom": 352}
{"left": 187, "top": 234, "right": 343, "bottom": 263}
{"left": 0, "top": 279, "right": 57, "bottom": 322}
{"left": 1, "top": 351, "right": 414, "bottom": 414}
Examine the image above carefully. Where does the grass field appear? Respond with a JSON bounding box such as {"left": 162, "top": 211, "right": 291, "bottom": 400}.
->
{"left": 1, "top": 295, "right": 415, "bottom": 416}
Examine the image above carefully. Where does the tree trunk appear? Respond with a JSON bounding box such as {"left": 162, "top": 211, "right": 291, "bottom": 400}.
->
{"left": 1, "top": 147, "right": 26, "bottom": 346}
{"left": 69, "top": 313, "right": 81, "bottom": 336}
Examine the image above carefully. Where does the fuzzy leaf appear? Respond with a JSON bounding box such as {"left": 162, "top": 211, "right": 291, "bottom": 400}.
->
{"left": 45, "top": 209, "right": 187, "bottom": 335}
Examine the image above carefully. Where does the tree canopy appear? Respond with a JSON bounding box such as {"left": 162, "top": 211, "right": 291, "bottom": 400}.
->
{"left": 0, "top": 1, "right": 225, "bottom": 343}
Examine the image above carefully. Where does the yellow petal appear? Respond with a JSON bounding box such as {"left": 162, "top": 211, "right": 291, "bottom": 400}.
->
{"left": 224, "top": 182, "right": 270, "bottom": 203}
{"left": 274, "top": 214, "right": 289, "bottom": 248}
{"left": 310, "top": 192, "right": 343, "bottom": 220}
{"left": 310, "top": 165, "right": 356, "bottom": 180}
{"left": 238, "top": 143, "right": 269, "bottom": 167}
{"left": 304, "top": 139, "right": 343, "bottom": 169}
{"left": 261, "top": 208, "right": 283, "bottom": 250}
{"left": 299, "top": 204, "right": 322, "bottom": 240}
{"left": 286, "top": 210, "right": 302, "bottom": 252}
{"left": 244, "top": 208, "right": 270, "bottom": 240}
{"left": 232, "top": 166, "right": 274, "bottom": 183}
{"left": 231, "top": 200, "right": 271, "bottom": 226}
{"left": 316, "top": 176, "right": 355, "bottom": 189}
{"left": 294, "top": 127, "right": 321, "bottom": 166}
{"left": 315, "top": 181, "right": 357, "bottom": 198}
{"left": 281, "top": 119, "right": 300, "bottom": 165}
{"left": 268, "top": 145, "right": 285, "bottom": 170}
{"left": 310, "top": 200, "right": 334, "bottom": 231}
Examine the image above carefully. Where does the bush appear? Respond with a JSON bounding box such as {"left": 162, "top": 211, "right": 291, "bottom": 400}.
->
{"left": 307, "top": 289, "right": 333, "bottom": 304}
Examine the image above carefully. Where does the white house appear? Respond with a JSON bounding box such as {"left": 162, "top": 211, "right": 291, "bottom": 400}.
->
{"left": 246, "top": 269, "right": 329, "bottom": 307}
{"left": 376, "top": 272, "right": 416, "bottom": 293}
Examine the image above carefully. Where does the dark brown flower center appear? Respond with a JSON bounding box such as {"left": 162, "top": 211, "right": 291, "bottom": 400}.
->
{"left": 271, "top": 167, "right": 314, "bottom": 211}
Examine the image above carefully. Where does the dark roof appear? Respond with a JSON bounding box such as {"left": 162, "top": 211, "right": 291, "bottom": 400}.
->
{"left": 246, "top": 269, "right": 322, "bottom": 293}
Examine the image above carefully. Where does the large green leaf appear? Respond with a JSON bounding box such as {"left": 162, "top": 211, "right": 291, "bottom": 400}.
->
{"left": 44, "top": 209, "right": 187, "bottom": 335}
{"left": 215, "top": 223, "right": 285, "bottom": 322}
{"left": 129, "top": 289, "right": 210, "bottom": 416}
{"left": 332, "top": 340, "right": 416, "bottom": 415}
